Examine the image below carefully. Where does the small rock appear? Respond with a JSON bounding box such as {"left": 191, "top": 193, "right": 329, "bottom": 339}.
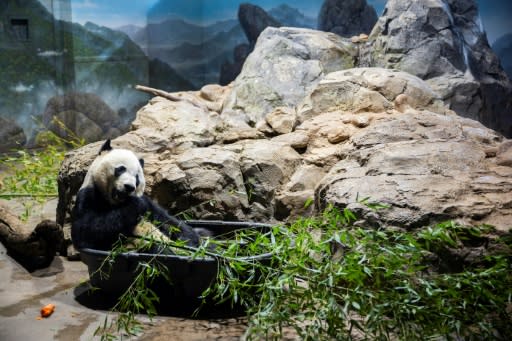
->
{"left": 199, "top": 84, "right": 227, "bottom": 102}
{"left": 393, "top": 94, "right": 411, "bottom": 113}
{"left": 351, "top": 115, "right": 370, "bottom": 128}
{"left": 265, "top": 107, "right": 297, "bottom": 134}
{"left": 272, "top": 131, "right": 310, "bottom": 150}
{"left": 275, "top": 190, "right": 315, "bottom": 221}
{"left": 285, "top": 165, "right": 327, "bottom": 192}
{"left": 327, "top": 126, "right": 351, "bottom": 143}
{"left": 484, "top": 147, "right": 498, "bottom": 158}
{"left": 256, "top": 120, "right": 273, "bottom": 134}
{"left": 497, "top": 140, "right": 512, "bottom": 167}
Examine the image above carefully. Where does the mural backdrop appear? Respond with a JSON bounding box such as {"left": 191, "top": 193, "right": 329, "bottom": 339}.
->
{"left": 0, "top": 0, "right": 511, "bottom": 150}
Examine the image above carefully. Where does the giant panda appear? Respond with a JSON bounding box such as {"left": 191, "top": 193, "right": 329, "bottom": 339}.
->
{"left": 71, "top": 139, "right": 200, "bottom": 252}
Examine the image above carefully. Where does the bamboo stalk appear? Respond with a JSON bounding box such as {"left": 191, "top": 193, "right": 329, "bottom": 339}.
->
{"left": 0, "top": 193, "right": 58, "bottom": 198}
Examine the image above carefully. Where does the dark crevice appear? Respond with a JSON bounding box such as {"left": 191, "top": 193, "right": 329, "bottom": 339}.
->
{"left": 293, "top": 146, "right": 307, "bottom": 154}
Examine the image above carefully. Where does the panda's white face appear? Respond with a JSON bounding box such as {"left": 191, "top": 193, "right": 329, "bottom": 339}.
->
{"left": 83, "top": 147, "right": 146, "bottom": 206}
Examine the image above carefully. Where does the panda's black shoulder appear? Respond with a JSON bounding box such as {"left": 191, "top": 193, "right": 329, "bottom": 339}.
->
{"left": 74, "top": 185, "right": 109, "bottom": 213}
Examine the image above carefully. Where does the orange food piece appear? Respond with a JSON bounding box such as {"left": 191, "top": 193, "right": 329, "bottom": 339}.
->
{"left": 40, "top": 303, "right": 55, "bottom": 318}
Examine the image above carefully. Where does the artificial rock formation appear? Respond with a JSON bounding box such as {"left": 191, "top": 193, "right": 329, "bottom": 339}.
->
{"left": 220, "top": 0, "right": 376, "bottom": 85}
{"left": 57, "top": 1, "right": 512, "bottom": 238}
{"left": 223, "top": 27, "right": 358, "bottom": 124}
{"left": 369, "top": 0, "right": 512, "bottom": 137}
{"left": 58, "top": 67, "right": 512, "bottom": 233}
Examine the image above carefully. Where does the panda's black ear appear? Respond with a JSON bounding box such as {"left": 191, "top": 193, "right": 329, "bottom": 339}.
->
{"left": 139, "top": 158, "right": 144, "bottom": 168}
{"left": 99, "top": 139, "right": 112, "bottom": 154}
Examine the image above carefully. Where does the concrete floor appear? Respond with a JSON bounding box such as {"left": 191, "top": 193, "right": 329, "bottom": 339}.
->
{"left": 0, "top": 197, "right": 249, "bottom": 340}
{"left": 0, "top": 242, "right": 107, "bottom": 340}
{"left": 0, "top": 242, "right": 251, "bottom": 341}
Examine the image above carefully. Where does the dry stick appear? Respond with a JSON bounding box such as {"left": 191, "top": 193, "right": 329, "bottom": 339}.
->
{"left": 135, "top": 85, "right": 210, "bottom": 111}
{"left": 135, "top": 84, "right": 181, "bottom": 101}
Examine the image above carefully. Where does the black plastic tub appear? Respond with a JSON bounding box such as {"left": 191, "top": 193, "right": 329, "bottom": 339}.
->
{"left": 79, "top": 220, "right": 273, "bottom": 299}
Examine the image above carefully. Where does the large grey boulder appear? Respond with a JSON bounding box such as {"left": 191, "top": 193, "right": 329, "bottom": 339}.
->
{"left": 226, "top": 3, "right": 512, "bottom": 139}
{"left": 223, "top": 27, "right": 358, "bottom": 124}
{"left": 370, "top": 0, "right": 512, "bottom": 137}
{"left": 318, "top": 0, "right": 378, "bottom": 37}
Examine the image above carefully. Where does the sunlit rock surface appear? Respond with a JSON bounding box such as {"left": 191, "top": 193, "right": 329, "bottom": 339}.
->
{"left": 59, "top": 2, "right": 512, "bottom": 231}
{"left": 58, "top": 68, "right": 512, "bottom": 231}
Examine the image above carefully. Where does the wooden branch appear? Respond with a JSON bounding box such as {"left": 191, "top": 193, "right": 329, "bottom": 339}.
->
{"left": 135, "top": 84, "right": 181, "bottom": 101}
{"left": 135, "top": 85, "right": 214, "bottom": 112}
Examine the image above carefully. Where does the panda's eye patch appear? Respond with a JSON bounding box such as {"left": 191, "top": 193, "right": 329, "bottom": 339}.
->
{"left": 114, "top": 166, "right": 126, "bottom": 177}
{"left": 135, "top": 174, "right": 140, "bottom": 187}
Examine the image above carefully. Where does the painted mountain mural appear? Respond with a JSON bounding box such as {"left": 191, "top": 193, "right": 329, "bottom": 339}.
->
{"left": 493, "top": 34, "right": 512, "bottom": 79}
{"left": 0, "top": 0, "right": 511, "bottom": 147}
{"left": 0, "top": 0, "right": 193, "bottom": 142}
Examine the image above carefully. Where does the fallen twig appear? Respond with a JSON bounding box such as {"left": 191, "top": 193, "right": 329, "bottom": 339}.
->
{"left": 135, "top": 85, "right": 181, "bottom": 101}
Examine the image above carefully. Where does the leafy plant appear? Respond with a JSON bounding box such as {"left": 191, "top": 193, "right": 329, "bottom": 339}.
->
{"left": 0, "top": 124, "right": 84, "bottom": 220}
{"left": 94, "top": 252, "right": 170, "bottom": 340}
{"left": 92, "top": 206, "right": 512, "bottom": 340}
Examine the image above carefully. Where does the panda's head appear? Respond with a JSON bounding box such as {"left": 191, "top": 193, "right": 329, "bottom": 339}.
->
{"left": 82, "top": 139, "right": 146, "bottom": 206}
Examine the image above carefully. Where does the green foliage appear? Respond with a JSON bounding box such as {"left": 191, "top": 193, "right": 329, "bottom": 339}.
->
{"left": 94, "top": 207, "right": 512, "bottom": 340}
{"left": 0, "top": 127, "right": 84, "bottom": 220}
{"left": 94, "top": 254, "right": 168, "bottom": 340}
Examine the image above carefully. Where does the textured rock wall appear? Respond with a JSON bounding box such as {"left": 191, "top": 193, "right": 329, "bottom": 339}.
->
{"left": 58, "top": 68, "right": 512, "bottom": 232}
{"left": 370, "top": 0, "right": 512, "bottom": 137}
